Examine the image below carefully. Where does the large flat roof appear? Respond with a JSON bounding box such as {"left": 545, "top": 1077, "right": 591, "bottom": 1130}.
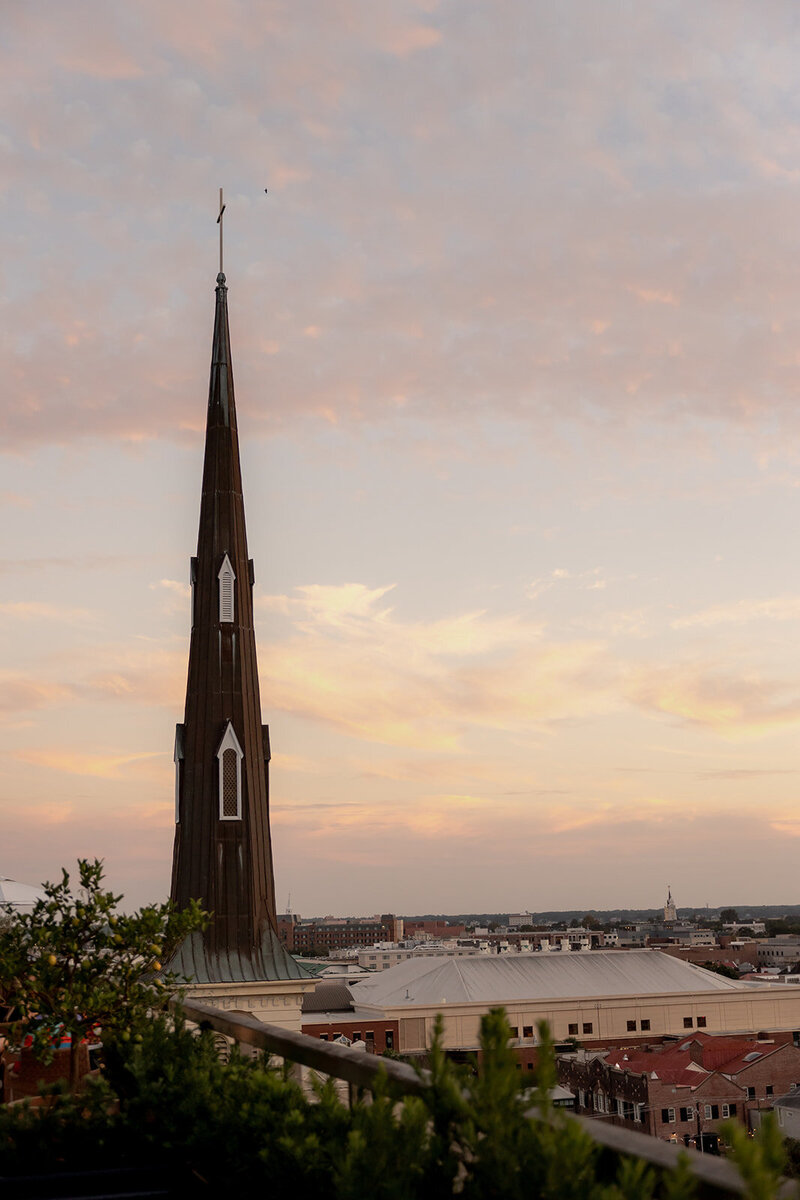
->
{"left": 351, "top": 950, "right": 753, "bottom": 1009}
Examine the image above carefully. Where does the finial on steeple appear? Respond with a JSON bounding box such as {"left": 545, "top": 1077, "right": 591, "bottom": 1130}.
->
{"left": 216, "top": 187, "right": 226, "bottom": 276}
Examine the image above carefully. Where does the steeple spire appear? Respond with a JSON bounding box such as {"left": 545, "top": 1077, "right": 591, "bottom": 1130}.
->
{"left": 168, "top": 268, "right": 305, "bottom": 984}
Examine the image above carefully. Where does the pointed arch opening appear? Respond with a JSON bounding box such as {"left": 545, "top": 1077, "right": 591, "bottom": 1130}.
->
{"left": 216, "top": 721, "right": 243, "bottom": 820}
{"left": 173, "top": 724, "right": 185, "bottom": 823}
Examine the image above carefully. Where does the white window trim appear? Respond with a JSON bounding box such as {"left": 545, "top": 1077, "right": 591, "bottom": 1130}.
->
{"left": 218, "top": 553, "right": 236, "bottom": 623}
{"left": 190, "top": 557, "right": 198, "bottom": 628}
{"left": 173, "top": 724, "right": 185, "bottom": 824}
{"left": 216, "top": 721, "right": 243, "bottom": 820}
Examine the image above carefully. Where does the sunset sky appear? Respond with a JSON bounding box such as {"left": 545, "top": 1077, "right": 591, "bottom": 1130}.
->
{"left": 4, "top": 2, "right": 800, "bottom": 915}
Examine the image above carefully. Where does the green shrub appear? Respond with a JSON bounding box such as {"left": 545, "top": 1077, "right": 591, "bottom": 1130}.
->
{"left": 0, "top": 1005, "right": 790, "bottom": 1199}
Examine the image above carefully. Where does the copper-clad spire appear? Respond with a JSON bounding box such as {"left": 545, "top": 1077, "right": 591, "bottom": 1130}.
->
{"left": 168, "top": 271, "right": 305, "bottom": 984}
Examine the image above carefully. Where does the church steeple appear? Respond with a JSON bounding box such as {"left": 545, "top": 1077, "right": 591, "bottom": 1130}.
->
{"left": 168, "top": 270, "right": 305, "bottom": 984}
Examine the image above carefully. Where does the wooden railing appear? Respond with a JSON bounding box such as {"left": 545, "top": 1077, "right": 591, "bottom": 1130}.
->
{"left": 180, "top": 999, "right": 796, "bottom": 1199}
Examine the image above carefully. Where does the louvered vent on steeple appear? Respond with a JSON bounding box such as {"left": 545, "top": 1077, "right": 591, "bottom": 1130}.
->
{"left": 218, "top": 553, "right": 235, "bottom": 623}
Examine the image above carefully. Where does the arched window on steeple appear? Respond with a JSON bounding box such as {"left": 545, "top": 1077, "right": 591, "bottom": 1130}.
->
{"left": 216, "top": 721, "right": 243, "bottom": 820}
{"left": 218, "top": 553, "right": 235, "bottom": 623}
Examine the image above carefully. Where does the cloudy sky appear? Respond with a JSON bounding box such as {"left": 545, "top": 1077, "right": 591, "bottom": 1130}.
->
{"left": 4, "top": 1, "right": 800, "bottom": 915}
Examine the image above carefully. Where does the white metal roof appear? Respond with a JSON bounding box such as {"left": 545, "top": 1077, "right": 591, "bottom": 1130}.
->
{"left": 0, "top": 878, "right": 46, "bottom": 910}
{"left": 351, "top": 950, "right": 750, "bottom": 1009}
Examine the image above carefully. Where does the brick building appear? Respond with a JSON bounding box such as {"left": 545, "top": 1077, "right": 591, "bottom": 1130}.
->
{"left": 299, "top": 980, "right": 399, "bottom": 1053}
{"left": 277, "top": 914, "right": 403, "bottom": 953}
{"left": 403, "top": 920, "right": 466, "bottom": 939}
{"left": 559, "top": 1033, "right": 800, "bottom": 1139}
{"left": 757, "top": 937, "right": 800, "bottom": 967}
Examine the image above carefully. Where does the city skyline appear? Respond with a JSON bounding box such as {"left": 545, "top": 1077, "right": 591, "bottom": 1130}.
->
{"left": 4, "top": 3, "right": 800, "bottom": 913}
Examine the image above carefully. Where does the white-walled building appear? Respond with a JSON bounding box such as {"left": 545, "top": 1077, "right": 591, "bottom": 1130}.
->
{"left": 350, "top": 950, "right": 800, "bottom": 1054}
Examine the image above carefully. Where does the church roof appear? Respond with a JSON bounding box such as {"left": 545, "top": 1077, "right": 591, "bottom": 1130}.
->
{"left": 169, "top": 927, "right": 309, "bottom": 984}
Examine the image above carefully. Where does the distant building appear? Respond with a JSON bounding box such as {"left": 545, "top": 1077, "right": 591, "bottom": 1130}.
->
{"left": 561, "top": 1033, "right": 800, "bottom": 1138}
{"left": 358, "top": 944, "right": 481, "bottom": 971}
{"left": 775, "top": 1086, "right": 800, "bottom": 1139}
{"left": 300, "top": 980, "right": 398, "bottom": 1053}
{"left": 723, "top": 921, "right": 766, "bottom": 936}
{"left": 277, "top": 914, "right": 403, "bottom": 953}
{"left": 664, "top": 888, "right": 677, "bottom": 924}
{"left": 757, "top": 937, "right": 800, "bottom": 967}
{"left": 348, "top": 950, "right": 800, "bottom": 1057}
{"left": 404, "top": 919, "right": 466, "bottom": 939}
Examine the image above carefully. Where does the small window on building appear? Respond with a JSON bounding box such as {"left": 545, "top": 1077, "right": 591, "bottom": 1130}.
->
{"left": 527, "top": 1062, "right": 533, "bottom": 1071}
{"left": 697, "top": 1016, "right": 707, "bottom": 1028}
{"left": 627, "top": 1020, "right": 636, "bottom": 1032}
{"left": 218, "top": 553, "right": 235, "bottom": 623}
{"left": 583, "top": 1022, "right": 593, "bottom": 1035}
{"left": 366, "top": 1031, "right": 375, "bottom": 1042}
{"left": 661, "top": 1108, "right": 675, "bottom": 1123}
{"left": 385, "top": 1031, "right": 394, "bottom": 1050}
{"left": 523, "top": 1026, "right": 533, "bottom": 1038}
{"left": 634, "top": 1103, "right": 644, "bottom": 1123}
{"left": 319, "top": 1034, "right": 328, "bottom": 1041}
{"left": 747, "top": 1086, "right": 756, "bottom": 1099}
{"left": 640, "top": 1019, "right": 651, "bottom": 1031}
{"left": 722, "top": 1104, "right": 730, "bottom": 1118}
{"left": 568, "top": 1023, "right": 578, "bottom": 1036}
{"left": 352, "top": 1032, "right": 361, "bottom": 1041}
{"left": 683, "top": 1017, "right": 693, "bottom": 1028}
{"left": 766, "top": 1085, "right": 774, "bottom": 1096}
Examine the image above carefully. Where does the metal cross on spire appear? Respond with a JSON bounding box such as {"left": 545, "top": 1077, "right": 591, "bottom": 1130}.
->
{"left": 217, "top": 187, "right": 226, "bottom": 276}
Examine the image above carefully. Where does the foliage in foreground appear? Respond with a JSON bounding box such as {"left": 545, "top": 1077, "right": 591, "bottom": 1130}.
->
{"left": 0, "top": 859, "right": 207, "bottom": 1088}
{"left": 1, "top": 1008, "right": 795, "bottom": 1199}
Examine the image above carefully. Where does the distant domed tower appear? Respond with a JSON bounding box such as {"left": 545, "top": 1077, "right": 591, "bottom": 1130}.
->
{"left": 664, "top": 887, "right": 677, "bottom": 924}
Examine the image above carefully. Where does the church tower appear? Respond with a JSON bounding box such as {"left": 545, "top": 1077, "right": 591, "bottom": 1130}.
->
{"left": 167, "top": 267, "right": 309, "bottom": 1015}
{"left": 664, "top": 887, "right": 677, "bottom": 924}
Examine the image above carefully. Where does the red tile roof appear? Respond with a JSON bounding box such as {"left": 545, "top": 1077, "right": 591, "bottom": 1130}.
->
{"left": 605, "top": 1034, "right": 776, "bottom": 1081}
